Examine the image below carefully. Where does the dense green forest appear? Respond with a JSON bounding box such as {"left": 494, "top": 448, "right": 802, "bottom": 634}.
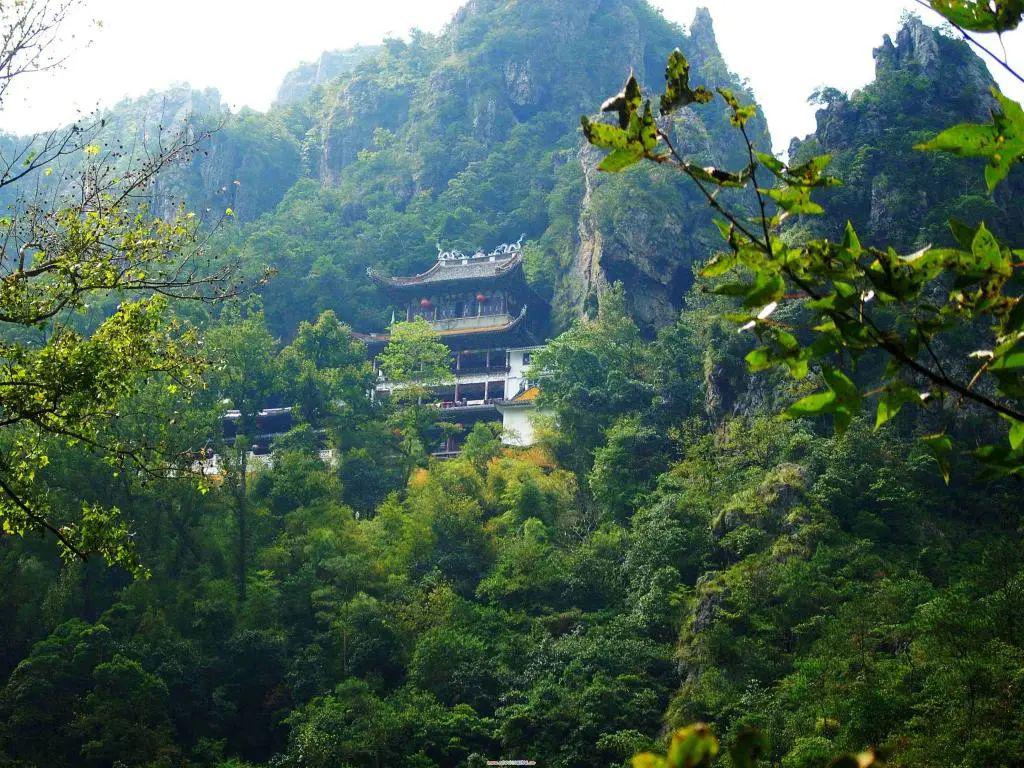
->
{"left": 1, "top": 1, "right": 1024, "bottom": 767}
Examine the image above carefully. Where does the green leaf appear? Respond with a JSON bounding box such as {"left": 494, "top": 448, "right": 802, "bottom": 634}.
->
{"left": 786, "top": 390, "right": 838, "bottom": 418}
{"left": 822, "top": 366, "right": 859, "bottom": 402}
{"left": 991, "top": 349, "right": 1024, "bottom": 370}
{"left": 948, "top": 217, "right": 979, "bottom": 249}
{"left": 1009, "top": 418, "right": 1024, "bottom": 450}
{"left": 581, "top": 116, "right": 634, "bottom": 151}
{"left": 684, "top": 163, "right": 752, "bottom": 188}
{"left": 971, "top": 222, "right": 1011, "bottom": 275}
{"left": 1003, "top": 297, "right": 1024, "bottom": 334}
{"left": 765, "top": 186, "right": 824, "bottom": 215}
{"left": 632, "top": 754, "right": 669, "bottom": 768}
{"left": 875, "top": 382, "right": 923, "bottom": 430}
{"left": 666, "top": 724, "right": 719, "bottom": 768}
{"left": 974, "top": 442, "right": 1024, "bottom": 476}
{"left": 601, "top": 74, "right": 643, "bottom": 128}
{"left": 712, "top": 281, "right": 751, "bottom": 297}
{"left": 717, "top": 87, "right": 757, "bottom": 126}
{"left": 743, "top": 273, "right": 785, "bottom": 308}
{"left": 842, "top": 221, "right": 862, "bottom": 256}
{"left": 786, "top": 154, "right": 837, "bottom": 187}
{"left": 598, "top": 148, "right": 644, "bottom": 172}
{"left": 701, "top": 250, "right": 736, "bottom": 278}
{"left": 754, "top": 150, "right": 785, "bottom": 175}
{"left": 638, "top": 101, "right": 660, "bottom": 151}
{"left": 745, "top": 347, "right": 773, "bottom": 372}
{"left": 922, "top": 433, "right": 954, "bottom": 484}
{"left": 916, "top": 88, "right": 1024, "bottom": 191}
{"left": 661, "top": 49, "right": 713, "bottom": 115}
{"left": 929, "top": 0, "right": 1024, "bottom": 32}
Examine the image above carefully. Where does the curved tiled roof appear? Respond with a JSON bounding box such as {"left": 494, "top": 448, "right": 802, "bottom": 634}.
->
{"left": 496, "top": 385, "right": 541, "bottom": 409}
{"left": 353, "top": 305, "right": 530, "bottom": 349}
{"left": 368, "top": 250, "right": 524, "bottom": 291}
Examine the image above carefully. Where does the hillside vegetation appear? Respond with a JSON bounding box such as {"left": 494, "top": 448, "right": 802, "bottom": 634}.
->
{"left": 1, "top": 2, "right": 1024, "bottom": 768}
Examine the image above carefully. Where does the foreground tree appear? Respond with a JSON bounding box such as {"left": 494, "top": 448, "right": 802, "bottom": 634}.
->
{"left": 205, "top": 307, "right": 281, "bottom": 599}
{"left": 531, "top": 285, "right": 655, "bottom": 476}
{"left": 581, "top": 0, "right": 1024, "bottom": 481}
{"left": 376, "top": 317, "right": 453, "bottom": 464}
{"left": 279, "top": 310, "right": 374, "bottom": 443}
{"left": 0, "top": 2, "right": 250, "bottom": 572}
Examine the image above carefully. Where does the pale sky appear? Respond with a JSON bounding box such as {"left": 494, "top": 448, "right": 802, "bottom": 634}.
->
{"left": 1, "top": 0, "right": 1022, "bottom": 153}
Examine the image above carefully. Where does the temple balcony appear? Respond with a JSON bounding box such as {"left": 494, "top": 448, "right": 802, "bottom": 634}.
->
{"left": 452, "top": 364, "right": 511, "bottom": 377}
{"left": 427, "top": 312, "right": 514, "bottom": 334}
{"left": 438, "top": 399, "right": 500, "bottom": 411}
{"left": 374, "top": 368, "right": 510, "bottom": 394}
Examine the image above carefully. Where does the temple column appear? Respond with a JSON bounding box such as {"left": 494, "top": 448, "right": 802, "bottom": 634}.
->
{"left": 485, "top": 349, "right": 490, "bottom": 370}
{"left": 484, "top": 379, "right": 489, "bottom": 401}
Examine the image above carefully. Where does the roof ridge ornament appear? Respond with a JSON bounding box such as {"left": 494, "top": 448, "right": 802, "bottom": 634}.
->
{"left": 486, "top": 234, "right": 526, "bottom": 258}
{"left": 436, "top": 242, "right": 468, "bottom": 262}
{"left": 435, "top": 235, "right": 527, "bottom": 262}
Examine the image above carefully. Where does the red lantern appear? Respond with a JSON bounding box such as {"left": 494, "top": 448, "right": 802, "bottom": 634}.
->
{"left": 476, "top": 293, "right": 487, "bottom": 303}
{"left": 420, "top": 298, "right": 432, "bottom": 309}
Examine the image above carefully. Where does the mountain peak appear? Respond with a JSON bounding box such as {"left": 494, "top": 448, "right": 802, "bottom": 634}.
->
{"left": 273, "top": 46, "right": 381, "bottom": 108}
{"left": 873, "top": 15, "right": 941, "bottom": 74}
{"left": 689, "top": 7, "right": 721, "bottom": 59}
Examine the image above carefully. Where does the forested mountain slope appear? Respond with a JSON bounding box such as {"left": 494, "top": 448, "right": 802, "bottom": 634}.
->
{"left": 218, "top": 0, "right": 771, "bottom": 336}
{"left": 3, "top": 8, "right": 1016, "bottom": 338}
{"left": 0, "top": 0, "right": 770, "bottom": 336}
{"left": 2, "top": 4, "right": 1024, "bottom": 768}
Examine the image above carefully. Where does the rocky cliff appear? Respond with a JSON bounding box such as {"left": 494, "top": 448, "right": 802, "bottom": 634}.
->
{"left": 270, "top": 0, "right": 771, "bottom": 335}
{"left": 0, "top": 0, "right": 773, "bottom": 336}
{"left": 273, "top": 46, "right": 381, "bottom": 107}
{"left": 789, "top": 15, "right": 1023, "bottom": 250}
{"left": 17, "top": 5, "right": 1012, "bottom": 341}
{"left": 562, "top": 7, "right": 769, "bottom": 332}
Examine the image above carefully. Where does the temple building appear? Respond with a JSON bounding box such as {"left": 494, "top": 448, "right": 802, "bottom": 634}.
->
{"left": 360, "top": 239, "right": 550, "bottom": 456}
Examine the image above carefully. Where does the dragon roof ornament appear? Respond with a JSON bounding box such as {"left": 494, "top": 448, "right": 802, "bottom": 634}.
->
{"left": 436, "top": 234, "right": 525, "bottom": 262}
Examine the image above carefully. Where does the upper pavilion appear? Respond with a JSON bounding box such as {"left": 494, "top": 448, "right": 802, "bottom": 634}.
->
{"left": 359, "top": 238, "right": 541, "bottom": 350}
{"left": 359, "top": 238, "right": 549, "bottom": 454}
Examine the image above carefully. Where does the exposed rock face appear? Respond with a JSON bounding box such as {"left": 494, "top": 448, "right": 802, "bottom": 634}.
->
{"left": 568, "top": 143, "right": 610, "bottom": 321}
{"left": 874, "top": 17, "right": 940, "bottom": 73}
{"left": 688, "top": 6, "right": 720, "bottom": 62}
{"left": 503, "top": 59, "right": 537, "bottom": 109}
{"left": 317, "top": 76, "right": 413, "bottom": 186}
{"left": 789, "top": 16, "right": 1023, "bottom": 251}
{"left": 290, "top": 0, "right": 769, "bottom": 334}
{"left": 572, "top": 170, "right": 692, "bottom": 331}
{"left": 872, "top": 16, "right": 991, "bottom": 121}
{"left": 562, "top": 7, "right": 771, "bottom": 334}
{"left": 273, "top": 46, "right": 381, "bottom": 108}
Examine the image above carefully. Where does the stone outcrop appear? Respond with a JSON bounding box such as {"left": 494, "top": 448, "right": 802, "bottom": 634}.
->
{"left": 788, "top": 15, "right": 1023, "bottom": 251}
{"left": 273, "top": 46, "right": 381, "bottom": 108}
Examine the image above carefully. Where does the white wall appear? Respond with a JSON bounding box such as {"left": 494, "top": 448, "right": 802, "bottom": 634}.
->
{"left": 500, "top": 407, "right": 536, "bottom": 447}
{"left": 505, "top": 346, "right": 540, "bottom": 400}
